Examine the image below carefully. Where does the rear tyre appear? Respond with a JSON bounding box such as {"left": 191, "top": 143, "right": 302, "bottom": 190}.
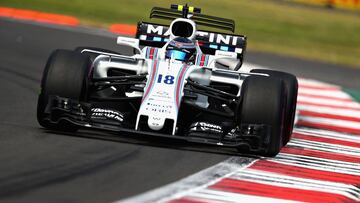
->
{"left": 250, "top": 69, "right": 298, "bottom": 145}
{"left": 239, "top": 76, "right": 286, "bottom": 157}
{"left": 37, "top": 49, "right": 91, "bottom": 131}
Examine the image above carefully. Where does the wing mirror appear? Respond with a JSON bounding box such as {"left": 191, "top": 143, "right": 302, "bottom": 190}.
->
{"left": 117, "top": 36, "right": 142, "bottom": 54}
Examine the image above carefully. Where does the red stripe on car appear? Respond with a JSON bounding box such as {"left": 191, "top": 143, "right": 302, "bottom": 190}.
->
{"left": 149, "top": 48, "right": 155, "bottom": 59}
{"left": 199, "top": 54, "right": 206, "bottom": 66}
{"left": 175, "top": 65, "right": 188, "bottom": 108}
{"left": 142, "top": 60, "right": 158, "bottom": 102}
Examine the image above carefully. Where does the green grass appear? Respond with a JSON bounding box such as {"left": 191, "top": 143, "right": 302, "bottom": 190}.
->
{"left": 1, "top": 0, "right": 359, "bottom": 67}
{"left": 344, "top": 88, "right": 360, "bottom": 103}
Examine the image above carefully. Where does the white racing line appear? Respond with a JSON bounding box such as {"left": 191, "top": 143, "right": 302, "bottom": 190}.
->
{"left": 116, "top": 63, "right": 360, "bottom": 203}
{"left": 118, "top": 157, "right": 257, "bottom": 203}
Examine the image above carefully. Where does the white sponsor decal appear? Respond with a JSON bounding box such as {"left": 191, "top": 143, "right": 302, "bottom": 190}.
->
{"left": 91, "top": 108, "right": 124, "bottom": 122}
{"left": 146, "top": 25, "right": 171, "bottom": 37}
{"left": 146, "top": 24, "right": 240, "bottom": 46}
{"left": 191, "top": 122, "right": 222, "bottom": 133}
{"left": 215, "top": 50, "right": 237, "bottom": 58}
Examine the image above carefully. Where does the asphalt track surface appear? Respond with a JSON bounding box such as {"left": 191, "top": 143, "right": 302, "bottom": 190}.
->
{"left": 0, "top": 18, "right": 359, "bottom": 203}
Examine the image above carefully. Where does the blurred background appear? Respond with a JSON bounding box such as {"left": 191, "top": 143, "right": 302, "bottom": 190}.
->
{"left": 0, "top": 0, "right": 359, "bottom": 69}
{"left": 0, "top": 2, "right": 359, "bottom": 202}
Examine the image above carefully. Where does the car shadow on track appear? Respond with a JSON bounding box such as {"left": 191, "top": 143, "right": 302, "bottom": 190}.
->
{"left": 41, "top": 128, "right": 261, "bottom": 158}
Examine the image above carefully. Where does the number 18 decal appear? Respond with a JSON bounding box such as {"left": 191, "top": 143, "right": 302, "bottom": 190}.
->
{"left": 157, "top": 74, "right": 175, "bottom": 85}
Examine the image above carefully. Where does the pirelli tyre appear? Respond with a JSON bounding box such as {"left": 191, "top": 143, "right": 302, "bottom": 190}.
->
{"left": 250, "top": 69, "right": 298, "bottom": 145}
{"left": 239, "top": 76, "right": 286, "bottom": 157}
{"left": 74, "top": 47, "right": 120, "bottom": 62}
{"left": 37, "top": 49, "right": 91, "bottom": 131}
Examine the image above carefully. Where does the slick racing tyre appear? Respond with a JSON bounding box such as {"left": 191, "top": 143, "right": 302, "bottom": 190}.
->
{"left": 239, "top": 76, "right": 286, "bottom": 157}
{"left": 74, "top": 47, "right": 120, "bottom": 62}
{"left": 37, "top": 49, "right": 91, "bottom": 131}
{"left": 251, "top": 69, "right": 298, "bottom": 145}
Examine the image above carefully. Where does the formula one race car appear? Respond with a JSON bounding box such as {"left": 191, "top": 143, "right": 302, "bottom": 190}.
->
{"left": 37, "top": 4, "right": 298, "bottom": 157}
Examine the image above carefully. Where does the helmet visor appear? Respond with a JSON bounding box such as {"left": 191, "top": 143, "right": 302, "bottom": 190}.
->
{"left": 166, "top": 50, "right": 188, "bottom": 61}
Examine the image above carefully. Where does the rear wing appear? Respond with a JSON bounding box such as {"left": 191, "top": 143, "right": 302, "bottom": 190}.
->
{"left": 136, "top": 22, "right": 247, "bottom": 60}
{"left": 150, "top": 6, "right": 235, "bottom": 32}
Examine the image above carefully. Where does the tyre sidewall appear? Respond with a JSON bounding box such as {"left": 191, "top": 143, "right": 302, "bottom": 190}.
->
{"left": 250, "top": 69, "right": 298, "bottom": 145}
{"left": 240, "top": 76, "right": 286, "bottom": 156}
{"left": 37, "top": 49, "right": 91, "bottom": 130}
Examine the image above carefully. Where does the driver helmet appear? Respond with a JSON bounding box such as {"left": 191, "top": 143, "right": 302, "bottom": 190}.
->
{"left": 165, "top": 37, "right": 196, "bottom": 63}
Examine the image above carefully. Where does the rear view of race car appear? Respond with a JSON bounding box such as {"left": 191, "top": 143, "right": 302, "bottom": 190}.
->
{"left": 37, "top": 4, "right": 298, "bottom": 157}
